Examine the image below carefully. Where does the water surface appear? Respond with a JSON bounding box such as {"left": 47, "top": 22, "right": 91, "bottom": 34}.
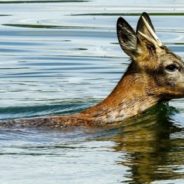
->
{"left": 0, "top": 0, "right": 184, "bottom": 183}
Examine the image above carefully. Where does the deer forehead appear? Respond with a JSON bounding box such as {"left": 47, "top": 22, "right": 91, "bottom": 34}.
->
{"left": 159, "top": 50, "right": 184, "bottom": 66}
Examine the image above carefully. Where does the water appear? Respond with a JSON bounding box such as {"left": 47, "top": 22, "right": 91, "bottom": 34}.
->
{"left": 0, "top": 0, "right": 184, "bottom": 183}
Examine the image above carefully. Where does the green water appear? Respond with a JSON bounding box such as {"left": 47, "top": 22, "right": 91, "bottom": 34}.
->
{"left": 0, "top": 0, "right": 184, "bottom": 183}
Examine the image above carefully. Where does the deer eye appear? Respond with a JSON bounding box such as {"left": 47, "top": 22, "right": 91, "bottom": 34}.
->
{"left": 165, "top": 64, "right": 178, "bottom": 72}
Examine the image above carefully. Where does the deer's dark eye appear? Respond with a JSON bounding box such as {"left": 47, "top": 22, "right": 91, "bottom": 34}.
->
{"left": 165, "top": 64, "right": 178, "bottom": 72}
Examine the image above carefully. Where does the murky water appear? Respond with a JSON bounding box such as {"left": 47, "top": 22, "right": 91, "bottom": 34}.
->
{"left": 0, "top": 0, "right": 184, "bottom": 183}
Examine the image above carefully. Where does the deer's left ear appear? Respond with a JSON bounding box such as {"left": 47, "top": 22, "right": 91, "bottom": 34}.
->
{"left": 136, "top": 12, "right": 163, "bottom": 50}
{"left": 136, "top": 12, "right": 155, "bottom": 36}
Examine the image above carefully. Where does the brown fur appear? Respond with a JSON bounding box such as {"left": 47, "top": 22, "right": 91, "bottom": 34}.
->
{"left": 1, "top": 12, "right": 184, "bottom": 129}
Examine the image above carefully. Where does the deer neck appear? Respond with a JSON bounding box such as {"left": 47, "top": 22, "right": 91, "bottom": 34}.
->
{"left": 81, "top": 67, "right": 160, "bottom": 123}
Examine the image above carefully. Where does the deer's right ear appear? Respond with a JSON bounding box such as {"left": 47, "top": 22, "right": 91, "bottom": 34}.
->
{"left": 117, "top": 17, "right": 137, "bottom": 58}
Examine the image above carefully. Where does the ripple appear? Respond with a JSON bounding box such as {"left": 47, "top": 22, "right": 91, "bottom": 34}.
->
{"left": 0, "top": 0, "right": 89, "bottom": 4}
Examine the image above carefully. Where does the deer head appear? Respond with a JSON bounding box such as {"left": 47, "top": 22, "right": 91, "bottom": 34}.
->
{"left": 117, "top": 12, "right": 184, "bottom": 101}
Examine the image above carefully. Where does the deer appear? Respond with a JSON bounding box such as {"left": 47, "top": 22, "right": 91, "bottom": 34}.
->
{"left": 1, "top": 12, "right": 184, "bottom": 129}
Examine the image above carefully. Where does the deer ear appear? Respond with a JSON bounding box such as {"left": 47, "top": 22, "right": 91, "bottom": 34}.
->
{"left": 117, "top": 17, "right": 137, "bottom": 58}
{"left": 136, "top": 12, "right": 155, "bottom": 35}
{"left": 136, "top": 12, "right": 162, "bottom": 48}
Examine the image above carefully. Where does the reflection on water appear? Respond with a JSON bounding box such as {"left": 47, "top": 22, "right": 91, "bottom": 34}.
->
{"left": 110, "top": 103, "right": 184, "bottom": 183}
{"left": 0, "top": 0, "right": 184, "bottom": 183}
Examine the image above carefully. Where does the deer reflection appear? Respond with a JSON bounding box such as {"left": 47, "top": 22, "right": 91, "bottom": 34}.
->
{"left": 111, "top": 103, "right": 184, "bottom": 184}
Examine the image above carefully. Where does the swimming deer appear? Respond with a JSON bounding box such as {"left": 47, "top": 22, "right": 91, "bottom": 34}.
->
{"left": 1, "top": 12, "right": 184, "bottom": 129}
